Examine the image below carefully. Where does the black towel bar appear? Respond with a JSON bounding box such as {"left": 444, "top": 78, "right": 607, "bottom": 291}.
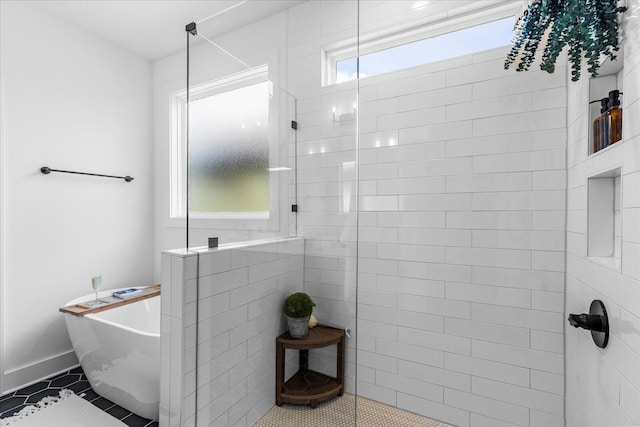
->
{"left": 40, "top": 166, "right": 133, "bottom": 182}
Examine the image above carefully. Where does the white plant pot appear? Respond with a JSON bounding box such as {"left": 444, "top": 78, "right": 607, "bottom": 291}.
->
{"left": 286, "top": 315, "right": 310, "bottom": 338}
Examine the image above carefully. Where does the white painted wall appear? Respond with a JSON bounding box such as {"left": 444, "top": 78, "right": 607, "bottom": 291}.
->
{"left": 565, "top": 1, "right": 640, "bottom": 425}
{"left": 0, "top": 1, "right": 153, "bottom": 393}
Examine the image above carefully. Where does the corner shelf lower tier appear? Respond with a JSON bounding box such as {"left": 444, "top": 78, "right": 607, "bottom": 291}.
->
{"left": 275, "top": 325, "right": 345, "bottom": 408}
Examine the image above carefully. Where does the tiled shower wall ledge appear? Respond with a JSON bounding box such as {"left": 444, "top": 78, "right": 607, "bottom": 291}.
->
{"left": 159, "top": 237, "right": 304, "bottom": 427}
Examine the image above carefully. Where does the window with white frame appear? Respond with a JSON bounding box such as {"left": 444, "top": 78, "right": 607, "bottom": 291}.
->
{"left": 170, "top": 65, "right": 275, "bottom": 220}
{"left": 325, "top": 14, "right": 517, "bottom": 85}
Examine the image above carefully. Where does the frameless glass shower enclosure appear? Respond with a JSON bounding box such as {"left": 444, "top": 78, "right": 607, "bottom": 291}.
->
{"left": 163, "top": 1, "right": 569, "bottom": 426}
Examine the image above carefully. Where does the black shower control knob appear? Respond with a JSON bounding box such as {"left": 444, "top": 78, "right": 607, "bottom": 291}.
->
{"left": 568, "top": 313, "right": 605, "bottom": 332}
{"left": 567, "top": 300, "right": 609, "bottom": 348}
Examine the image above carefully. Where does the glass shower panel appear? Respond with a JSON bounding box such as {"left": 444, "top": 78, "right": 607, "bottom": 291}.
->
{"left": 355, "top": 2, "right": 567, "bottom": 426}
{"left": 355, "top": 1, "right": 475, "bottom": 423}
{"left": 185, "top": 24, "right": 297, "bottom": 248}
{"left": 183, "top": 1, "right": 358, "bottom": 426}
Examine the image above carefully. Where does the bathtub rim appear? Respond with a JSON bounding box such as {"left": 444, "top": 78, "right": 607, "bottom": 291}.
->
{"left": 63, "top": 287, "right": 160, "bottom": 338}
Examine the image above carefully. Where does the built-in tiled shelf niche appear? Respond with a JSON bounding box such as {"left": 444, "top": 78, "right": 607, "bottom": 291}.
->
{"left": 588, "top": 53, "right": 624, "bottom": 156}
{"left": 588, "top": 167, "right": 622, "bottom": 270}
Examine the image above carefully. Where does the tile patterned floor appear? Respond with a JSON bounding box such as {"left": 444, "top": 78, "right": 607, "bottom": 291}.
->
{"left": 0, "top": 367, "right": 157, "bottom": 427}
{"left": 255, "top": 393, "right": 452, "bottom": 427}
{"left": 1, "top": 369, "right": 452, "bottom": 427}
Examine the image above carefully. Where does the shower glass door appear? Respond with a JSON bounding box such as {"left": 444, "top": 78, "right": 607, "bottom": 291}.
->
{"left": 353, "top": 2, "right": 568, "bottom": 427}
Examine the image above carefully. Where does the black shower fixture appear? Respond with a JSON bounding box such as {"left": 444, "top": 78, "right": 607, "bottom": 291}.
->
{"left": 568, "top": 300, "right": 609, "bottom": 348}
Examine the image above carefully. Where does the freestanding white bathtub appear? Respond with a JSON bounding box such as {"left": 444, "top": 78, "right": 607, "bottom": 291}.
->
{"left": 62, "top": 288, "right": 160, "bottom": 420}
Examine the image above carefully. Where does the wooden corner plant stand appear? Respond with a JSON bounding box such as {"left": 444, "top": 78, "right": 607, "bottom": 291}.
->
{"left": 275, "top": 324, "right": 346, "bottom": 408}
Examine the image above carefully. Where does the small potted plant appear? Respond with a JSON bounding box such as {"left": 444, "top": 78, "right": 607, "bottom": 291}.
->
{"left": 283, "top": 292, "right": 315, "bottom": 338}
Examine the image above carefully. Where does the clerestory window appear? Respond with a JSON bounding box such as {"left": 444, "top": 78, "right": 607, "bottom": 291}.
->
{"left": 325, "top": 15, "right": 516, "bottom": 85}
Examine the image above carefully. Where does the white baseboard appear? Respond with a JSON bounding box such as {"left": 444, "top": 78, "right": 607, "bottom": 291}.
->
{"left": 2, "top": 350, "right": 79, "bottom": 394}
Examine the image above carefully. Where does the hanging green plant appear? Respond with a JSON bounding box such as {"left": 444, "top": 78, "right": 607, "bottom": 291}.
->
{"left": 505, "top": 0, "right": 627, "bottom": 81}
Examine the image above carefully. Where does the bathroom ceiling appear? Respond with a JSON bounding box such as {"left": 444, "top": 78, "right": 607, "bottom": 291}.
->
{"left": 32, "top": 0, "right": 306, "bottom": 62}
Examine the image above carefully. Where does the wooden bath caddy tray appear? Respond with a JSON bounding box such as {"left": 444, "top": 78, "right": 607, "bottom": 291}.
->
{"left": 59, "top": 284, "right": 161, "bottom": 317}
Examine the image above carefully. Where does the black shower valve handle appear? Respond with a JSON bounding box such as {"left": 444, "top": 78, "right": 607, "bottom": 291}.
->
{"left": 567, "top": 300, "right": 609, "bottom": 348}
{"left": 568, "top": 313, "right": 606, "bottom": 332}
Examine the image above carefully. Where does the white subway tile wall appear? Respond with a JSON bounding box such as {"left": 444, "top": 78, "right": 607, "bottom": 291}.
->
{"left": 160, "top": 238, "right": 304, "bottom": 427}
{"left": 159, "top": 1, "right": 640, "bottom": 425}
{"left": 291, "top": 1, "right": 568, "bottom": 426}
{"left": 565, "top": 1, "right": 640, "bottom": 426}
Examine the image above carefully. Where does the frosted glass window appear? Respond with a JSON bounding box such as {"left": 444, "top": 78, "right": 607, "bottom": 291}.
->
{"left": 336, "top": 17, "right": 515, "bottom": 83}
{"left": 189, "top": 81, "right": 270, "bottom": 214}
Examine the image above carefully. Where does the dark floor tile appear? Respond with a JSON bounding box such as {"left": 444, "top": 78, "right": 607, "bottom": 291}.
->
{"left": 48, "top": 371, "right": 70, "bottom": 381}
{"left": 50, "top": 374, "right": 81, "bottom": 388}
{"left": 80, "top": 388, "right": 100, "bottom": 401}
{"left": 0, "top": 404, "right": 26, "bottom": 419}
{"left": 106, "top": 404, "right": 131, "bottom": 420}
{"left": 0, "top": 392, "right": 16, "bottom": 403}
{"left": 122, "top": 413, "right": 154, "bottom": 427}
{"left": 92, "top": 396, "right": 115, "bottom": 411}
{"left": 0, "top": 396, "right": 26, "bottom": 413}
{"left": 14, "top": 381, "right": 48, "bottom": 396}
{"left": 67, "top": 380, "right": 92, "bottom": 394}
{"left": 25, "top": 389, "right": 59, "bottom": 404}
{"left": 0, "top": 366, "right": 156, "bottom": 427}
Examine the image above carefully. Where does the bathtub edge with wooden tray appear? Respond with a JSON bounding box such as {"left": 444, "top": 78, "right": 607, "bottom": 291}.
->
{"left": 59, "top": 284, "right": 161, "bottom": 316}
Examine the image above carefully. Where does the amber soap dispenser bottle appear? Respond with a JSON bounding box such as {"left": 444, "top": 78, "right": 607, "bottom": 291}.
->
{"left": 608, "top": 90, "right": 623, "bottom": 144}
{"left": 590, "top": 97, "right": 610, "bottom": 153}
